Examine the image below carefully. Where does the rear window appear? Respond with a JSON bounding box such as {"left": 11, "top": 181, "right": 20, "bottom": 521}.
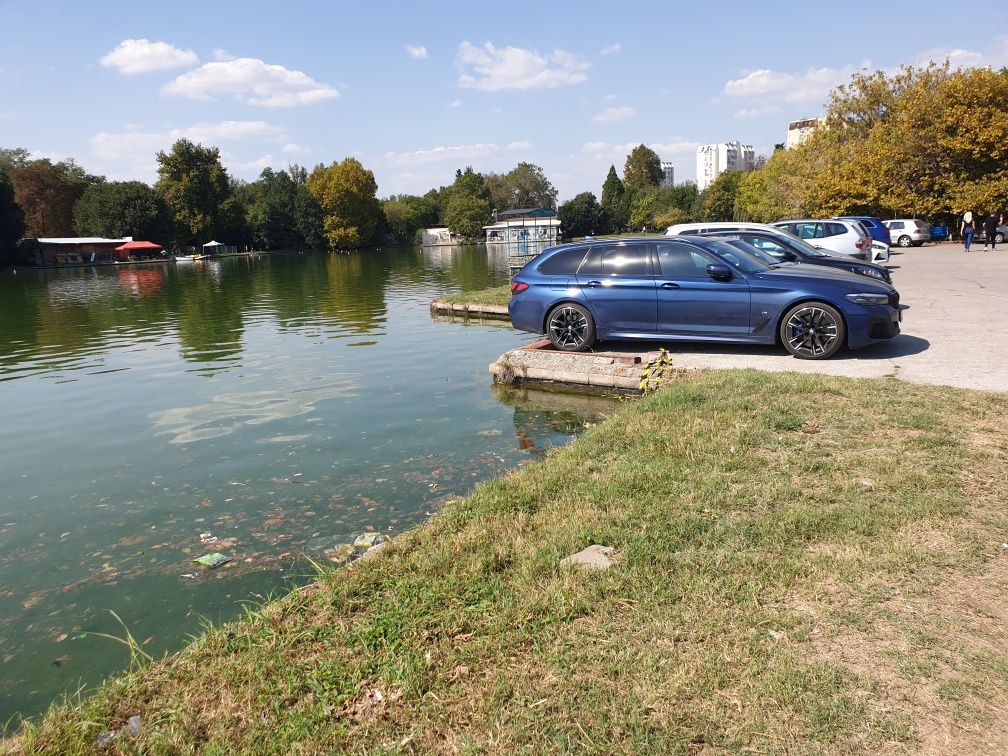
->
{"left": 826, "top": 222, "right": 849, "bottom": 236}
{"left": 578, "top": 245, "right": 650, "bottom": 277}
{"left": 537, "top": 248, "right": 587, "bottom": 275}
{"left": 914, "top": 221, "right": 929, "bottom": 230}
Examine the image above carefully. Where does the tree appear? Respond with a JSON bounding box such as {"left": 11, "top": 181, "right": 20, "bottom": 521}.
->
{"left": 306, "top": 157, "right": 384, "bottom": 249}
{"left": 382, "top": 194, "right": 438, "bottom": 244}
{"left": 485, "top": 162, "right": 558, "bottom": 212}
{"left": 10, "top": 159, "right": 91, "bottom": 237}
{"left": 629, "top": 188, "right": 660, "bottom": 231}
{"left": 73, "top": 181, "right": 173, "bottom": 243}
{"left": 557, "top": 192, "right": 600, "bottom": 238}
{"left": 444, "top": 167, "right": 492, "bottom": 239}
{"left": 701, "top": 170, "right": 743, "bottom": 221}
{"left": 623, "top": 144, "right": 663, "bottom": 192}
{"left": 156, "top": 139, "right": 231, "bottom": 247}
{"left": 245, "top": 168, "right": 306, "bottom": 250}
{"left": 599, "top": 165, "right": 628, "bottom": 232}
{"left": 0, "top": 172, "right": 25, "bottom": 264}
{"left": 0, "top": 148, "right": 31, "bottom": 177}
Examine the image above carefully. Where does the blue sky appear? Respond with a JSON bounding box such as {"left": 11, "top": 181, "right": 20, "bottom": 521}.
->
{"left": 2, "top": 0, "right": 1006, "bottom": 201}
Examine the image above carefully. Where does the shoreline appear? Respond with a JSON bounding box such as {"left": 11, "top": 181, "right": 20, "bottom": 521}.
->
{"left": 13, "top": 369, "right": 1008, "bottom": 753}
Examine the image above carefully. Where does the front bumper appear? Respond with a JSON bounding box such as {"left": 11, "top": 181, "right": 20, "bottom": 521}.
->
{"left": 847, "top": 305, "right": 903, "bottom": 348}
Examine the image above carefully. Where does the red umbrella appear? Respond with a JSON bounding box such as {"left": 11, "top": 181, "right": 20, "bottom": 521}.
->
{"left": 115, "top": 240, "right": 164, "bottom": 251}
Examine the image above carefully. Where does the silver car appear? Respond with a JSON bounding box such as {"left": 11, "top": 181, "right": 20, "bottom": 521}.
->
{"left": 772, "top": 218, "right": 875, "bottom": 260}
{"left": 885, "top": 219, "right": 931, "bottom": 247}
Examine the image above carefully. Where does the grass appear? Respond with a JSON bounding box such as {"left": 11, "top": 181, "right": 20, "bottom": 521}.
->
{"left": 12, "top": 370, "right": 1008, "bottom": 754}
{"left": 436, "top": 284, "right": 512, "bottom": 309}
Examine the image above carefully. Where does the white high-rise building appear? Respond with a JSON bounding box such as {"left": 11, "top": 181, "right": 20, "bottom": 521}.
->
{"left": 786, "top": 117, "right": 826, "bottom": 149}
{"left": 695, "top": 142, "right": 755, "bottom": 191}
{"left": 660, "top": 161, "right": 675, "bottom": 188}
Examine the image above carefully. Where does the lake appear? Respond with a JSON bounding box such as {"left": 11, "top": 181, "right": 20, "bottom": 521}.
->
{"left": 0, "top": 247, "right": 617, "bottom": 725}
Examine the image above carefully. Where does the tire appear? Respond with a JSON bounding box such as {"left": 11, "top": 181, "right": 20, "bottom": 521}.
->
{"left": 996, "top": 232, "right": 1004, "bottom": 244}
{"left": 897, "top": 235, "right": 912, "bottom": 248}
{"left": 546, "top": 303, "right": 596, "bottom": 352}
{"left": 779, "top": 302, "right": 846, "bottom": 360}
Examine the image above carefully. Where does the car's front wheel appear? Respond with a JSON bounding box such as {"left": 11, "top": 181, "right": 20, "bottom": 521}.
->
{"left": 996, "top": 232, "right": 1005, "bottom": 244}
{"left": 897, "top": 235, "right": 912, "bottom": 247}
{"left": 780, "top": 302, "right": 845, "bottom": 360}
{"left": 546, "top": 303, "right": 596, "bottom": 352}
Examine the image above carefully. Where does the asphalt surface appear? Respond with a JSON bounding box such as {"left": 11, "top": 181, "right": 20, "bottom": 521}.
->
{"left": 595, "top": 242, "right": 1008, "bottom": 393}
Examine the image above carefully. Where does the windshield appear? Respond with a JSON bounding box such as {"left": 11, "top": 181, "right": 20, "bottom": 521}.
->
{"left": 701, "top": 239, "right": 772, "bottom": 273}
{"left": 723, "top": 239, "right": 782, "bottom": 266}
{"left": 773, "top": 229, "right": 830, "bottom": 257}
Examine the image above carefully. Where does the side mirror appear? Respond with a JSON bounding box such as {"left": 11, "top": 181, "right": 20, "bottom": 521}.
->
{"left": 706, "top": 264, "right": 733, "bottom": 281}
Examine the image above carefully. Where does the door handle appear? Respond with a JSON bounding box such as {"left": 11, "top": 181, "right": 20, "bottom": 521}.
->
{"left": 660, "top": 282, "right": 680, "bottom": 290}
{"left": 584, "top": 280, "right": 601, "bottom": 288}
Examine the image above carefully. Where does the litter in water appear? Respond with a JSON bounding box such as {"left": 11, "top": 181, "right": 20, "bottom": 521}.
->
{"left": 193, "top": 553, "right": 232, "bottom": 569}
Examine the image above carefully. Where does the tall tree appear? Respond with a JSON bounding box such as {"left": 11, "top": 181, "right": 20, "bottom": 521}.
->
{"left": 623, "top": 144, "right": 663, "bottom": 192}
{"left": 382, "top": 194, "right": 438, "bottom": 244}
{"left": 444, "top": 167, "right": 492, "bottom": 239}
{"left": 73, "top": 180, "right": 173, "bottom": 243}
{"left": 485, "top": 162, "right": 558, "bottom": 212}
{"left": 557, "top": 192, "right": 600, "bottom": 239}
{"left": 599, "top": 165, "right": 628, "bottom": 232}
{"left": 10, "top": 159, "right": 91, "bottom": 237}
{"left": 156, "top": 139, "right": 231, "bottom": 247}
{"left": 0, "top": 172, "right": 25, "bottom": 264}
{"left": 306, "top": 157, "right": 384, "bottom": 249}
{"left": 701, "top": 170, "right": 743, "bottom": 221}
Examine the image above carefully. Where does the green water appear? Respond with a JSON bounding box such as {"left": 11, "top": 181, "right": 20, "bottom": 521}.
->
{"left": 0, "top": 248, "right": 618, "bottom": 725}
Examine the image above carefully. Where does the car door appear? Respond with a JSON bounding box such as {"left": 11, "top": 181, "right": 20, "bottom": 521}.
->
{"left": 654, "top": 241, "right": 751, "bottom": 336}
{"left": 575, "top": 243, "right": 656, "bottom": 336}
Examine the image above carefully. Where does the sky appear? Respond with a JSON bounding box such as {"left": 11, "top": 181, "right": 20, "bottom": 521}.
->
{"left": 2, "top": 0, "right": 1007, "bottom": 202}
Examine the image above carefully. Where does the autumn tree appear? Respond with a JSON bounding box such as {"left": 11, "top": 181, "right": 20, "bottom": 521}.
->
{"left": 557, "top": 192, "right": 600, "bottom": 238}
{"left": 156, "top": 139, "right": 231, "bottom": 247}
{"left": 623, "top": 144, "right": 663, "bottom": 192}
{"left": 10, "top": 159, "right": 92, "bottom": 237}
{"left": 701, "top": 170, "right": 743, "bottom": 221}
{"left": 0, "top": 172, "right": 25, "bottom": 264}
{"left": 306, "top": 157, "right": 384, "bottom": 249}
{"left": 73, "top": 180, "right": 173, "bottom": 243}
{"left": 382, "top": 194, "right": 438, "bottom": 244}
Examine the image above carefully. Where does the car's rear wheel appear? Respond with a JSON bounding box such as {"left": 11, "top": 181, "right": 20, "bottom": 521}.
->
{"left": 897, "top": 235, "right": 912, "bottom": 247}
{"left": 996, "top": 232, "right": 1005, "bottom": 244}
{"left": 780, "top": 302, "right": 845, "bottom": 360}
{"left": 547, "top": 303, "right": 595, "bottom": 352}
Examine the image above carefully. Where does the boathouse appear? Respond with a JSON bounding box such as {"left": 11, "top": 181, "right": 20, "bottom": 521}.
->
{"left": 36, "top": 237, "right": 134, "bottom": 265}
{"left": 483, "top": 208, "right": 561, "bottom": 246}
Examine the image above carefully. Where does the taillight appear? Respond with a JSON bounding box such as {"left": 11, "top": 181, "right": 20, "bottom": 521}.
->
{"left": 510, "top": 281, "right": 528, "bottom": 295}
{"left": 855, "top": 238, "right": 868, "bottom": 249}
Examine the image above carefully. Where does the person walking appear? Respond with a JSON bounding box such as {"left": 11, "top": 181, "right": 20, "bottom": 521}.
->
{"left": 983, "top": 212, "right": 998, "bottom": 251}
{"left": 961, "top": 211, "right": 975, "bottom": 252}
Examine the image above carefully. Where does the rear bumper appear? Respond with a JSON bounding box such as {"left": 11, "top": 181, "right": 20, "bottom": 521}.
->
{"left": 508, "top": 295, "right": 548, "bottom": 334}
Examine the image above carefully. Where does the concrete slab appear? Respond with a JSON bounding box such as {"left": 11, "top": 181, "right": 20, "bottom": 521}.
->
{"left": 560, "top": 544, "right": 620, "bottom": 570}
{"left": 430, "top": 299, "right": 509, "bottom": 320}
{"left": 491, "top": 339, "right": 656, "bottom": 392}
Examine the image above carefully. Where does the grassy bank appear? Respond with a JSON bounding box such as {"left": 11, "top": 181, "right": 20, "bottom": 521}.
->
{"left": 435, "top": 284, "right": 511, "bottom": 309}
{"left": 16, "top": 371, "right": 1008, "bottom": 753}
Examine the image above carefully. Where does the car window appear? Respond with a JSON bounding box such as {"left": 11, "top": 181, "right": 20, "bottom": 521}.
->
{"left": 724, "top": 239, "right": 780, "bottom": 265}
{"left": 742, "top": 235, "right": 788, "bottom": 257}
{"left": 794, "top": 222, "right": 822, "bottom": 239}
{"left": 654, "top": 242, "right": 710, "bottom": 278}
{"left": 580, "top": 244, "right": 650, "bottom": 277}
{"left": 889, "top": 221, "right": 903, "bottom": 230}
{"left": 702, "top": 239, "right": 770, "bottom": 273}
{"left": 537, "top": 248, "right": 587, "bottom": 275}
{"left": 826, "top": 222, "right": 848, "bottom": 236}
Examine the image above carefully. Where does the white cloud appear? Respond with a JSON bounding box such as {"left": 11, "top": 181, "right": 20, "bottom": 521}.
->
{"left": 449, "top": 99, "right": 462, "bottom": 108}
{"left": 91, "top": 121, "right": 283, "bottom": 161}
{"left": 404, "top": 44, "right": 428, "bottom": 60}
{"left": 593, "top": 105, "right": 637, "bottom": 123}
{"left": 230, "top": 154, "right": 276, "bottom": 172}
{"left": 212, "top": 49, "right": 235, "bottom": 62}
{"left": 917, "top": 36, "right": 1008, "bottom": 68}
{"left": 507, "top": 141, "right": 531, "bottom": 150}
{"left": 281, "top": 143, "right": 311, "bottom": 155}
{"left": 99, "top": 39, "right": 199, "bottom": 74}
{"left": 163, "top": 58, "right": 339, "bottom": 107}
{"left": 723, "top": 64, "right": 867, "bottom": 107}
{"left": 733, "top": 104, "right": 782, "bottom": 119}
{"left": 383, "top": 143, "right": 501, "bottom": 166}
{"left": 455, "top": 41, "right": 589, "bottom": 91}
{"left": 605, "top": 93, "right": 617, "bottom": 101}
{"left": 600, "top": 43, "right": 621, "bottom": 56}
{"left": 581, "top": 140, "right": 701, "bottom": 158}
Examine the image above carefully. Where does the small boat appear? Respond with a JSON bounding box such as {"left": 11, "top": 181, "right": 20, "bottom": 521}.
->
{"left": 174, "top": 255, "right": 197, "bottom": 263}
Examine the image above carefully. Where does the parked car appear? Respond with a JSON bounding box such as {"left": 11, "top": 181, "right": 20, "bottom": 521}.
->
{"left": 975, "top": 223, "right": 1007, "bottom": 244}
{"left": 772, "top": 219, "right": 875, "bottom": 260}
{"left": 838, "top": 216, "right": 891, "bottom": 246}
{"left": 508, "top": 237, "right": 903, "bottom": 360}
{"left": 666, "top": 221, "right": 781, "bottom": 236}
{"left": 705, "top": 229, "right": 892, "bottom": 282}
{"left": 884, "top": 219, "right": 931, "bottom": 247}
{"left": 930, "top": 225, "right": 949, "bottom": 242}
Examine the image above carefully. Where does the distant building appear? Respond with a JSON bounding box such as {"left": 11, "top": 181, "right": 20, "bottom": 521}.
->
{"left": 484, "top": 208, "right": 560, "bottom": 246}
{"left": 786, "top": 117, "right": 825, "bottom": 149}
{"left": 420, "top": 227, "right": 461, "bottom": 246}
{"left": 35, "top": 236, "right": 134, "bottom": 265}
{"left": 696, "top": 142, "right": 754, "bottom": 191}
{"left": 660, "top": 161, "right": 675, "bottom": 188}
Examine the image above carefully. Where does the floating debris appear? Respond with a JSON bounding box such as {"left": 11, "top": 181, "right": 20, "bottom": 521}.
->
{"left": 193, "top": 553, "right": 232, "bottom": 569}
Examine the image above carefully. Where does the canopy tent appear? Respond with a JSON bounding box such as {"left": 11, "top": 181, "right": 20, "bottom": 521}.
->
{"left": 202, "top": 240, "right": 225, "bottom": 249}
{"left": 115, "top": 240, "right": 164, "bottom": 252}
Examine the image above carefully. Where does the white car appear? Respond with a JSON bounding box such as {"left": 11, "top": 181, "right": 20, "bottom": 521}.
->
{"left": 772, "top": 219, "right": 877, "bottom": 261}
{"left": 666, "top": 221, "right": 782, "bottom": 236}
{"left": 884, "top": 219, "right": 931, "bottom": 247}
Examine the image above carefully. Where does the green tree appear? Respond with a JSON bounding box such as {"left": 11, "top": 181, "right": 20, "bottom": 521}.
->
{"left": 0, "top": 148, "right": 31, "bottom": 177}
{"left": 557, "top": 192, "right": 600, "bottom": 238}
{"left": 156, "top": 139, "right": 231, "bottom": 247}
{"left": 306, "top": 157, "right": 384, "bottom": 249}
{"left": 629, "top": 188, "right": 660, "bottom": 231}
{"left": 701, "top": 170, "right": 743, "bottom": 221}
{"left": 382, "top": 194, "right": 438, "bottom": 244}
{"left": 485, "top": 162, "right": 558, "bottom": 211}
{"left": 73, "top": 180, "right": 173, "bottom": 243}
{"left": 599, "top": 165, "right": 628, "bottom": 232}
{"left": 0, "top": 172, "right": 25, "bottom": 264}
{"left": 444, "top": 167, "right": 492, "bottom": 239}
{"left": 623, "top": 144, "right": 663, "bottom": 192}
{"left": 245, "top": 168, "right": 305, "bottom": 250}
{"left": 10, "top": 159, "right": 92, "bottom": 237}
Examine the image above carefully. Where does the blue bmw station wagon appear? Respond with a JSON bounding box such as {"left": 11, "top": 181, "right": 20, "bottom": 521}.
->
{"left": 508, "top": 236, "right": 903, "bottom": 360}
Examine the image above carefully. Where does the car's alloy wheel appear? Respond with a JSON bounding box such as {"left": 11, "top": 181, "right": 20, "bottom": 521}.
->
{"left": 996, "top": 232, "right": 1004, "bottom": 244}
{"left": 897, "top": 235, "right": 912, "bottom": 247}
{"left": 780, "top": 302, "right": 845, "bottom": 360}
{"left": 547, "top": 303, "right": 595, "bottom": 352}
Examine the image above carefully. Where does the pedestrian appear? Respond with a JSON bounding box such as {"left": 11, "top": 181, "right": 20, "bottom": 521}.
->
{"left": 961, "top": 211, "right": 975, "bottom": 252}
{"left": 983, "top": 212, "right": 998, "bottom": 251}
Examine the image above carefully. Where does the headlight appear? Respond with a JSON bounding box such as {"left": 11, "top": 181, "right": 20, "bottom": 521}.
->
{"left": 853, "top": 265, "right": 885, "bottom": 279}
{"left": 845, "top": 292, "right": 889, "bottom": 305}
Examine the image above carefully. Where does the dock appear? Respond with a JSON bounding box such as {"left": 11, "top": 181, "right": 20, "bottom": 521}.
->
{"left": 490, "top": 340, "right": 660, "bottom": 392}
{"left": 429, "top": 300, "right": 510, "bottom": 320}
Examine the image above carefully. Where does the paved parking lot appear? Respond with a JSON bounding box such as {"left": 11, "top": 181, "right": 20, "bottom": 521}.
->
{"left": 621, "top": 243, "right": 1008, "bottom": 393}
